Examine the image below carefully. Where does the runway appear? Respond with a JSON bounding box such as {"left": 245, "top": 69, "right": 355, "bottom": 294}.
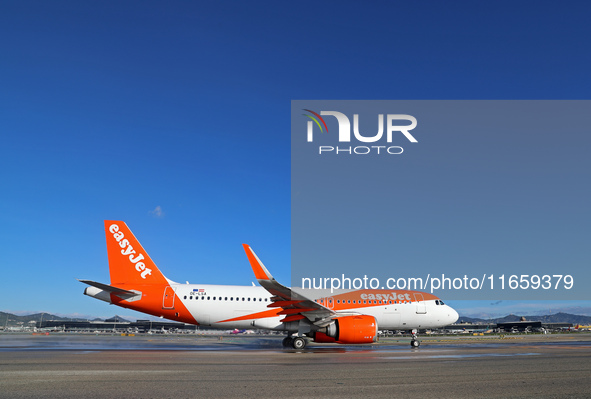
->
{"left": 1, "top": 333, "right": 590, "bottom": 398}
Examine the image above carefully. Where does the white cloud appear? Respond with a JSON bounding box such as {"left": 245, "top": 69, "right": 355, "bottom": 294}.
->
{"left": 149, "top": 205, "right": 164, "bottom": 218}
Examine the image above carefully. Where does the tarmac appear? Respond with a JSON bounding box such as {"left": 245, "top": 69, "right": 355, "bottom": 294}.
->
{"left": 1, "top": 333, "right": 590, "bottom": 398}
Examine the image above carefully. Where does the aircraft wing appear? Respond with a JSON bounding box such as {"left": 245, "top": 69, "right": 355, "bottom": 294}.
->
{"left": 242, "top": 244, "right": 336, "bottom": 326}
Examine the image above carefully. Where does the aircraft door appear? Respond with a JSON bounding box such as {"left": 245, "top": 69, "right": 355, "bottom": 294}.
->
{"left": 163, "top": 286, "right": 176, "bottom": 309}
{"left": 414, "top": 293, "right": 426, "bottom": 314}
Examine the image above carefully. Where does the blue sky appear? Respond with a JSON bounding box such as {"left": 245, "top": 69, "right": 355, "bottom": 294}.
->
{"left": 1, "top": 1, "right": 589, "bottom": 319}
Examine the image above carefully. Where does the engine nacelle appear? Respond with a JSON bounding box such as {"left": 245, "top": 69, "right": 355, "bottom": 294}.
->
{"left": 313, "top": 331, "right": 337, "bottom": 343}
{"left": 320, "top": 315, "right": 378, "bottom": 344}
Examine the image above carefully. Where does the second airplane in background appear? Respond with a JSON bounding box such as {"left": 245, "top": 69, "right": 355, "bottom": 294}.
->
{"left": 81, "top": 221, "right": 459, "bottom": 349}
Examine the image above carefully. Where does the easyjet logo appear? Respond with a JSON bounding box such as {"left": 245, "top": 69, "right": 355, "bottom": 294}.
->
{"left": 109, "top": 224, "right": 152, "bottom": 279}
{"left": 360, "top": 292, "right": 411, "bottom": 301}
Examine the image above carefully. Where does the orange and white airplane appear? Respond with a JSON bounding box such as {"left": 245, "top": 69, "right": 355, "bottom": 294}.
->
{"left": 80, "top": 221, "right": 459, "bottom": 349}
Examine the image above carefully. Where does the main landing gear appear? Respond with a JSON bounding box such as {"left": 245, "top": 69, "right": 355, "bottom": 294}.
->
{"left": 410, "top": 329, "right": 421, "bottom": 348}
{"left": 283, "top": 336, "right": 307, "bottom": 350}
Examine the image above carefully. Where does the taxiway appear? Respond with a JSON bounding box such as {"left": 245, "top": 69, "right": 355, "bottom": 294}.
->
{"left": 1, "top": 333, "right": 590, "bottom": 398}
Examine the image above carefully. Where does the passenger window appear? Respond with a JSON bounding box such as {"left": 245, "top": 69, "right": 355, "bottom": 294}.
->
{"left": 184, "top": 296, "right": 187, "bottom": 300}
{"left": 190, "top": 296, "right": 193, "bottom": 300}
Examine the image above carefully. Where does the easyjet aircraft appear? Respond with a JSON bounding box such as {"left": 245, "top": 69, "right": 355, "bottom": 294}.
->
{"left": 80, "top": 221, "right": 459, "bottom": 349}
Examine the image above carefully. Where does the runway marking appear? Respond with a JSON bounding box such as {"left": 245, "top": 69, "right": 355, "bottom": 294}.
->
{"left": 383, "top": 352, "right": 540, "bottom": 360}
{"left": 1, "top": 370, "right": 176, "bottom": 376}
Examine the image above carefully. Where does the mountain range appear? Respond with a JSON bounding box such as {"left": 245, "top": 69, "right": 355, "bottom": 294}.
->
{"left": 457, "top": 312, "right": 591, "bottom": 325}
{"left": 0, "top": 312, "right": 130, "bottom": 327}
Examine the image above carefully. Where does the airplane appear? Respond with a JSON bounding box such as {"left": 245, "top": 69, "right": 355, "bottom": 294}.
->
{"left": 80, "top": 221, "right": 459, "bottom": 349}
{"left": 229, "top": 329, "right": 255, "bottom": 335}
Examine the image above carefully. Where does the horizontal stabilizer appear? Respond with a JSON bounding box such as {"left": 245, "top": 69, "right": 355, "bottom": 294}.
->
{"left": 78, "top": 279, "right": 137, "bottom": 296}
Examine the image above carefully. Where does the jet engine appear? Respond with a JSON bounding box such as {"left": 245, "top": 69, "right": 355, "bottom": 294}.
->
{"left": 315, "top": 315, "right": 378, "bottom": 344}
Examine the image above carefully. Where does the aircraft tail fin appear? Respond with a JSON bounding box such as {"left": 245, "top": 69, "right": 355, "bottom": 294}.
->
{"left": 104, "top": 221, "right": 169, "bottom": 286}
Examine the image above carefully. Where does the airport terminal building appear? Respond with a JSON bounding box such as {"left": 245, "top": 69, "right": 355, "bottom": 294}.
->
{"left": 34, "top": 317, "right": 573, "bottom": 334}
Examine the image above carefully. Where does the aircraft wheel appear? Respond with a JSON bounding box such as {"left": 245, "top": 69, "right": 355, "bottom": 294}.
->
{"left": 411, "top": 339, "right": 420, "bottom": 348}
{"left": 282, "top": 337, "right": 293, "bottom": 348}
{"left": 292, "top": 337, "right": 307, "bottom": 350}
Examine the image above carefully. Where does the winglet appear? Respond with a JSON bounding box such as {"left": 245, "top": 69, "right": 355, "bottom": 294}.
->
{"left": 242, "top": 244, "right": 274, "bottom": 281}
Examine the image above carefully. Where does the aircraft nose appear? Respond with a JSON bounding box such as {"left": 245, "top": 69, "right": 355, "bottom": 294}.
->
{"left": 448, "top": 306, "right": 459, "bottom": 324}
